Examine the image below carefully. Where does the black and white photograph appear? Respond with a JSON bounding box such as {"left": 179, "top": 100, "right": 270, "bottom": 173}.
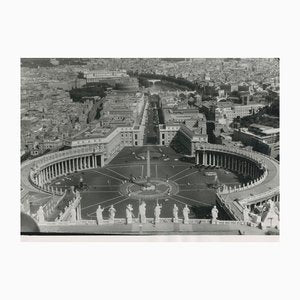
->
{"left": 2, "top": 1, "right": 300, "bottom": 300}
{"left": 20, "top": 58, "right": 280, "bottom": 236}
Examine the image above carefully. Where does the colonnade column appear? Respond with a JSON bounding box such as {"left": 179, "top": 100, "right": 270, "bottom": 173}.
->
{"left": 94, "top": 156, "right": 97, "bottom": 168}
{"left": 203, "top": 152, "right": 207, "bottom": 166}
{"left": 37, "top": 173, "right": 41, "bottom": 186}
{"left": 40, "top": 171, "right": 43, "bottom": 185}
{"left": 53, "top": 164, "right": 57, "bottom": 177}
{"left": 50, "top": 165, "right": 53, "bottom": 180}
{"left": 40, "top": 170, "right": 44, "bottom": 185}
{"left": 45, "top": 169, "right": 48, "bottom": 182}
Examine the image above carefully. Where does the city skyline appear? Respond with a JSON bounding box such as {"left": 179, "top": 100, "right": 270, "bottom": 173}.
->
{"left": 21, "top": 58, "right": 280, "bottom": 236}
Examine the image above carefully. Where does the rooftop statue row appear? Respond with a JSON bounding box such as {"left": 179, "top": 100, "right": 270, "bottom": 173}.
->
{"left": 95, "top": 203, "right": 219, "bottom": 225}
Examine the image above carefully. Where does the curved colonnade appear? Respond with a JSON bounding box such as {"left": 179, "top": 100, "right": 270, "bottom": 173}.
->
{"left": 21, "top": 144, "right": 279, "bottom": 223}
{"left": 22, "top": 146, "right": 105, "bottom": 195}
{"left": 21, "top": 146, "right": 106, "bottom": 219}
{"left": 195, "top": 144, "right": 279, "bottom": 221}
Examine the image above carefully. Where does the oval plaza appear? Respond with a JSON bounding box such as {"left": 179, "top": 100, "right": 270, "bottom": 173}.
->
{"left": 21, "top": 138, "right": 279, "bottom": 234}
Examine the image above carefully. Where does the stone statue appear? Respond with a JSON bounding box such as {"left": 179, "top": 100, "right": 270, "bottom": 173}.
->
{"left": 267, "top": 199, "right": 275, "bottom": 211}
{"left": 139, "top": 201, "right": 147, "bottom": 224}
{"left": 70, "top": 205, "right": 77, "bottom": 222}
{"left": 211, "top": 205, "right": 219, "bottom": 223}
{"left": 37, "top": 206, "right": 45, "bottom": 223}
{"left": 154, "top": 203, "right": 162, "bottom": 223}
{"left": 75, "top": 190, "right": 80, "bottom": 199}
{"left": 173, "top": 204, "right": 179, "bottom": 223}
{"left": 109, "top": 205, "right": 116, "bottom": 224}
{"left": 126, "top": 204, "right": 134, "bottom": 224}
{"left": 183, "top": 205, "right": 190, "bottom": 224}
{"left": 243, "top": 206, "right": 251, "bottom": 223}
{"left": 96, "top": 205, "right": 104, "bottom": 225}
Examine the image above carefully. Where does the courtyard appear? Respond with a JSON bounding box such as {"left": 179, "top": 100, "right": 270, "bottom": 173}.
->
{"left": 50, "top": 146, "right": 244, "bottom": 221}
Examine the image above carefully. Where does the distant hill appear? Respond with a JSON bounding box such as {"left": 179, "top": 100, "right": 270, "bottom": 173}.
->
{"left": 161, "top": 58, "right": 187, "bottom": 62}
{"left": 21, "top": 58, "right": 88, "bottom": 68}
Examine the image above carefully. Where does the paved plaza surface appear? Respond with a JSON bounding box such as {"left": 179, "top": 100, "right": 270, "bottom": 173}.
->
{"left": 49, "top": 146, "right": 243, "bottom": 221}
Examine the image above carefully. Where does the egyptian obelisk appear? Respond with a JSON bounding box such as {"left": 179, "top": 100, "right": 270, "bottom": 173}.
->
{"left": 146, "top": 150, "right": 151, "bottom": 185}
